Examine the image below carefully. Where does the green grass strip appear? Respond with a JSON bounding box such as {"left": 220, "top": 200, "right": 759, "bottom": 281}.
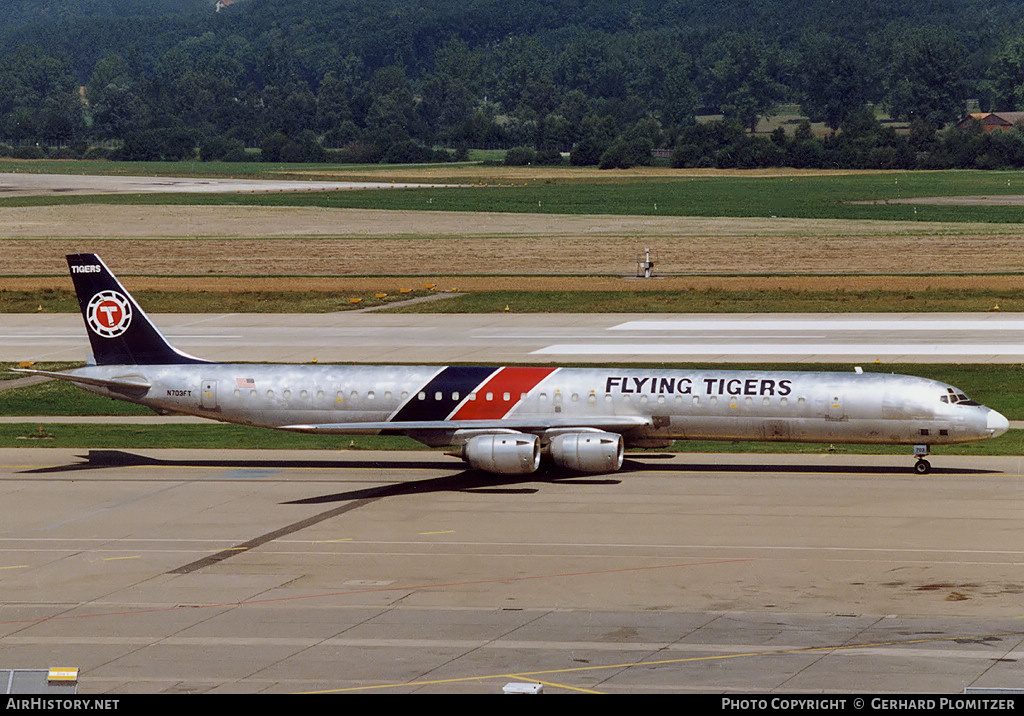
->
{"left": 5, "top": 288, "right": 1024, "bottom": 314}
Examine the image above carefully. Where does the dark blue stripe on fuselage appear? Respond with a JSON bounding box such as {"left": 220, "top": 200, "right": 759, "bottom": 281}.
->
{"left": 391, "top": 366, "right": 498, "bottom": 422}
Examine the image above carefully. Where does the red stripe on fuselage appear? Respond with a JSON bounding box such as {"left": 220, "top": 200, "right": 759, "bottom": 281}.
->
{"left": 449, "top": 366, "right": 557, "bottom": 420}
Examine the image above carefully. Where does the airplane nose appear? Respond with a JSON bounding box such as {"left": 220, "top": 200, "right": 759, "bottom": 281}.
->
{"left": 987, "top": 410, "right": 1010, "bottom": 437}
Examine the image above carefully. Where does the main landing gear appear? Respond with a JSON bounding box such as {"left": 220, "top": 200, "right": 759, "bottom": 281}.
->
{"left": 913, "top": 445, "right": 931, "bottom": 475}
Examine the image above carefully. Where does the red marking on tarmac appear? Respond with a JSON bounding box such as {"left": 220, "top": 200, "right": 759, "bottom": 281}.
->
{"left": 450, "top": 366, "right": 557, "bottom": 420}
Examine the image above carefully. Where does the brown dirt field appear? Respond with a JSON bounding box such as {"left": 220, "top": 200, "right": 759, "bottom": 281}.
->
{"left": 3, "top": 205, "right": 1024, "bottom": 283}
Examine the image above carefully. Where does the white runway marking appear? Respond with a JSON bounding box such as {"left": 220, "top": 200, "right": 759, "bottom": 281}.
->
{"left": 612, "top": 318, "right": 1024, "bottom": 331}
{"left": 533, "top": 343, "right": 1024, "bottom": 356}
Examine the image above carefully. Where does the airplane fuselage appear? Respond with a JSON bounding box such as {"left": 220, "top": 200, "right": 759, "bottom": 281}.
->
{"left": 70, "top": 363, "right": 1002, "bottom": 448}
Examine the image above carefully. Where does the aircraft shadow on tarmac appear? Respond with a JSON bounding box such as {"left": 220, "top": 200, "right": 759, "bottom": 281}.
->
{"left": 18, "top": 450, "right": 999, "bottom": 479}
{"left": 19, "top": 449, "right": 460, "bottom": 474}
{"left": 285, "top": 469, "right": 621, "bottom": 505}
{"left": 17, "top": 450, "right": 621, "bottom": 505}
{"left": 18, "top": 449, "right": 997, "bottom": 488}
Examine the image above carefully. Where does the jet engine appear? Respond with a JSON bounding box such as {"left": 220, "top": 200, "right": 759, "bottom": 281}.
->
{"left": 549, "top": 431, "right": 624, "bottom": 473}
{"left": 463, "top": 433, "right": 541, "bottom": 475}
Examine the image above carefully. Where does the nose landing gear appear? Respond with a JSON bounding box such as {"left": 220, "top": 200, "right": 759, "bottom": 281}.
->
{"left": 913, "top": 445, "right": 931, "bottom": 475}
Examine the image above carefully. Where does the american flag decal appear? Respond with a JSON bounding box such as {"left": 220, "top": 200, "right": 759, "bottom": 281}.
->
{"left": 236, "top": 377, "right": 255, "bottom": 388}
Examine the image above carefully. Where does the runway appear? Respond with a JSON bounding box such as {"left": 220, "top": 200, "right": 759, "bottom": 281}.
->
{"left": 0, "top": 172, "right": 465, "bottom": 197}
{"left": 1, "top": 447, "right": 1022, "bottom": 694}
{"left": 4, "top": 311, "right": 1024, "bottom": 363}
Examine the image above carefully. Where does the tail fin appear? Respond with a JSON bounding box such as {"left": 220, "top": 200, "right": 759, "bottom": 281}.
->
{"left": 66, "top": 253, "right": 207, "bottom": 366}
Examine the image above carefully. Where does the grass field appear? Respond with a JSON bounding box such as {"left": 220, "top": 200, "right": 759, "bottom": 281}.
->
{"left": 386, "top": 288, "right": 1024, "bottom": 314}
{"left": 4, "top": 286, "right": 1024, "bottom": 314}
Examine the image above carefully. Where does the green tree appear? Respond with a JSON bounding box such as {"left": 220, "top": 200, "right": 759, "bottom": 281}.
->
{"left": 364, "top": 65, "right": 421, "bottom": 146}
{"left": 703, "top": 33, "right": 785, "bottom": 133}
{"left": 797, "top": 34, "right": 874, "bottom": 131}
{"left": 983, "top": 36, "right": 1024, "bottom": 111}
{"left": 0, "top": 47, "right": 83, "bottom": 144}
{"left": 87, "top": 54, "right": 150, "bottom": 139}
{"left": 885, "top": 26, "right": 967, "bottom": 128}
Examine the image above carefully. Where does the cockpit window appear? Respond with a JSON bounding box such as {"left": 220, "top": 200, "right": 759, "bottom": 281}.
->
{"left": 944, "top": 387, "right": 980, "bottom": 406}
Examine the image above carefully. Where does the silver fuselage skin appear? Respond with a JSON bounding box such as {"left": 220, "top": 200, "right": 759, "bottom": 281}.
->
{"left": 68, "top": 363, "right": 1006, "bottom": 448}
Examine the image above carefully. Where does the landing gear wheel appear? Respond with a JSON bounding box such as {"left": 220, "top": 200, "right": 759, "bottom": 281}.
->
{"left": 914, "top": 459, "right": 931, "bottom": 475}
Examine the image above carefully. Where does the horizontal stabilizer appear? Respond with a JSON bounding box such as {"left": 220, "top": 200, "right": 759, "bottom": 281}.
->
{"left": 11, "top": 368, "right": 151, "bottom": 394}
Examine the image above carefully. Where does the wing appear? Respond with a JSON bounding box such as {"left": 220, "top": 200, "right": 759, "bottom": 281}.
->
{"left": 280, "top": 415, "right": 653, "bottom": 435}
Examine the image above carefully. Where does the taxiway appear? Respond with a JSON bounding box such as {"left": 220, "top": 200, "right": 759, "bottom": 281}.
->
{"left": 0, "top": 447, "right": 1022, "bottom": 693}
{"left": 4, "top": 311, "right": 1024, "bottom": 363}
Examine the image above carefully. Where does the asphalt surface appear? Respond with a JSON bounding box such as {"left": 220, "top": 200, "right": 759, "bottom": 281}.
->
{"left": 0, "top": 172, "right": 464, "bottom": 196}
{"left": 1, "top": 448, "right": 1022, "bottom": 694}
{"left": 5, "top": 311, "right": 1024, "bottom": 364}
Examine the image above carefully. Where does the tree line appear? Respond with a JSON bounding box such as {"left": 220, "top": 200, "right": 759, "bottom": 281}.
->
{"left": 4, "top": 0, "right": 1024, "bottom": 168}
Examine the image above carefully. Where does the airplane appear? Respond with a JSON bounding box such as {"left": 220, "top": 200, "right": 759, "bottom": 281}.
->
{"left": 12, "top": 253, "right": 1010, "bottom": 476}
